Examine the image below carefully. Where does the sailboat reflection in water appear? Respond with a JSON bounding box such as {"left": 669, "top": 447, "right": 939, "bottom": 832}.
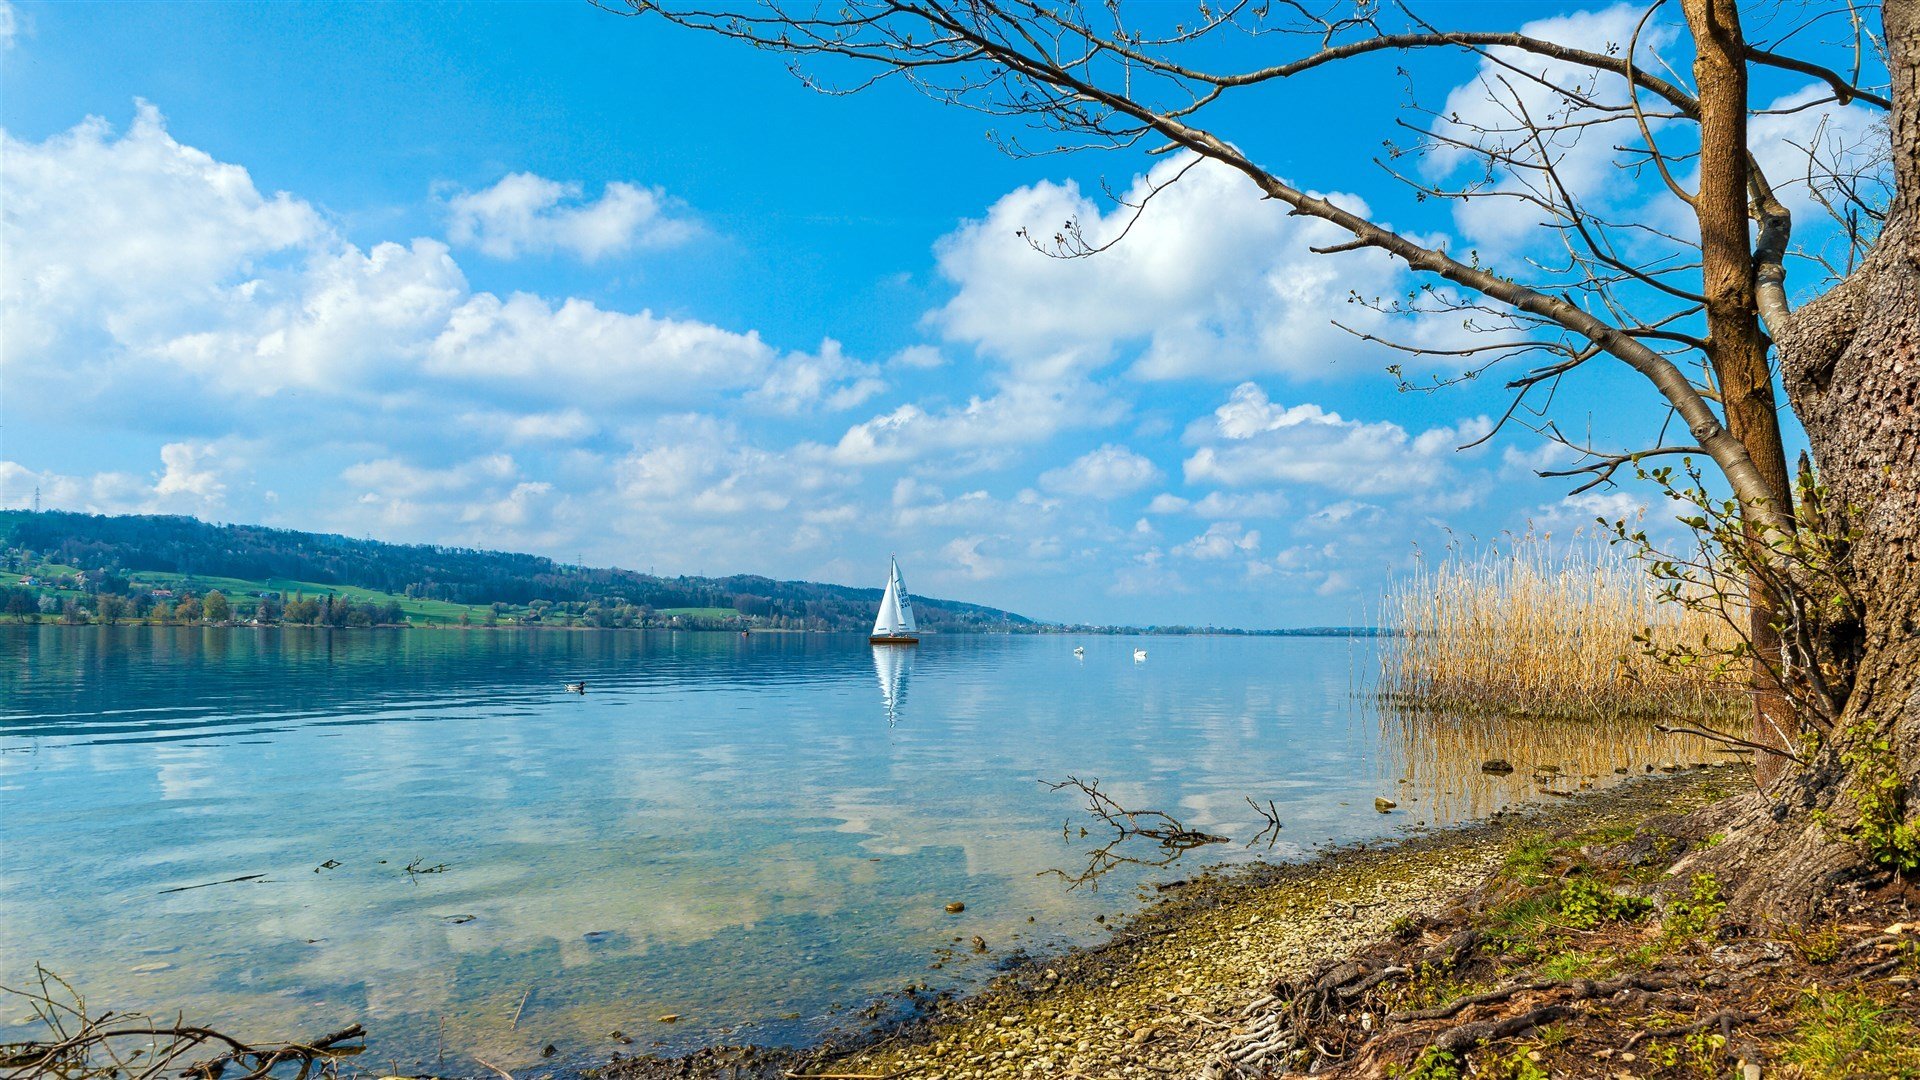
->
{"left": 873, "top": 643, "right": 913, "bottom": 724}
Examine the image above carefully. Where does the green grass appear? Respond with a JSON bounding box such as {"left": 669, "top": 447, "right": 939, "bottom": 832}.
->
{"left": 124, "top": 571, "right": 487, "bottom": 625}
{"left": 4, "top": 560, "right": 752, "bottom": 628}
{"left": 1785, "top": 990, "right": 1920, "bottom": 1078}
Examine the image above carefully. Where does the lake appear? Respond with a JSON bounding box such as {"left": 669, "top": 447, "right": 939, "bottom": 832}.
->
{"left": 0, "top": 627, "right": 1727, "bottom": 1071}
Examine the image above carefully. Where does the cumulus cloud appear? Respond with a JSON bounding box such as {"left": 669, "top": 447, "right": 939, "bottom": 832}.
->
{"left": 929, "top": 154, "right": 1455, "bottom": 382}
{"left": 2, "top": 103, "right": 863, "bottom": 420}
{"left": 615, "top": 415, "right": 848, "bottom": 518}
{"left": 1181, "top": 382, "right": 1491, "bottom": 498}
{"left": 426, "top": 290, "right": 778, "bottom": 403}
{"left": 446, "top": 172, "right": 697, "bottom": 261}
{"left": 1, "top": 440, "right": 248, "bottom": 517}
{"left": 1749, "top": 87, "right": 1888, "bottom": 219}
{"left": 2, "top": 100, "right": 325, "bottom": 368}
{"left": 1423, "top": 4, "right": 1682, "bottom": 248}
{"left": 742, "top": 340, "right": 885, "bottom": 414}
{"left": 1038, "top": 444, "right": 1160, "bottom": 498}
{"left": 1174, "top": 521, "right": 1260, "bottom": 561}
{"left": 831, "top": 381, "right": 1123, "bottom": 468}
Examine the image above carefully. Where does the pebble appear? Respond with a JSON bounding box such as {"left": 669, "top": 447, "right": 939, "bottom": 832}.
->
{"left": 1374, "top": 797, "right": 1397, "bottom": 813}
{"left": 946, "top": 902, "right": 966, "bottom": 913}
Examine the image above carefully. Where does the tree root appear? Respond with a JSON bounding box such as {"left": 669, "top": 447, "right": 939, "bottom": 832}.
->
{"left": 1623, "top": 1010, "right": 1753, "bottom": 1050}
{"left": 1428, "top": 1003, "right": 1571, "bottom": 1054}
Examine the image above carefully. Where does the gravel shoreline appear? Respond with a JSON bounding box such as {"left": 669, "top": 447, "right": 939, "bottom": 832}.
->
{"left": 603, "top": 764, "right": 1746, "bottom": 1079}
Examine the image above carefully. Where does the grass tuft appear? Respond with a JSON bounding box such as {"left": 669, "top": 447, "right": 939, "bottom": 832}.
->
{"left": 1785, "top": 990, "right": 1920, "bottom": 1078}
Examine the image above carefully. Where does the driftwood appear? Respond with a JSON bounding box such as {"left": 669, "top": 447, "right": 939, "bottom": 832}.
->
{"left": 1, "top": 966, "right": 363, "bottom": 1080}
{"left": 1039, "top": 776, "right": 1229, "bottom": 889}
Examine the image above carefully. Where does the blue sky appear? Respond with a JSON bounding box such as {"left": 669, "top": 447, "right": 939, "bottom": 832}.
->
{"left": 0, "top": 1, "right": 1881, "bottom": 626}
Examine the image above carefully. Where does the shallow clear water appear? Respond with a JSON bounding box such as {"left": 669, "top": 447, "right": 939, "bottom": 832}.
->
{"left": 0, "top": 627, "right": 1726, "bottom": 1071}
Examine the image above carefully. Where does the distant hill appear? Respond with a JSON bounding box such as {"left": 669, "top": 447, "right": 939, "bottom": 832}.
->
{"left": 0, "top": 510, "right": 1033, "bottom": 632}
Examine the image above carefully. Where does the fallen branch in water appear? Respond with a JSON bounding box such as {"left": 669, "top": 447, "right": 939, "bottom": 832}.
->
{"left": 1038, "top": 776, "right": 1229, "bottom": 889}
{"left": 0, "top": 966, "right": 363, "bottom": 1080}
{"left": 156, "top": 874, "right": 267, "bottom": 895}
{"left": 1245, "top": 797, "right": 1284, "bottom": 850}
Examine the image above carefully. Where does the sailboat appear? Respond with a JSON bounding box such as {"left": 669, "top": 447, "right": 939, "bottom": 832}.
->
{"left": 869, "top": 556, "right": 919, "bottom": 645}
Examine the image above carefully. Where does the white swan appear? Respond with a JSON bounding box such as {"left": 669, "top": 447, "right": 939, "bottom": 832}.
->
{"left": 1072, "top": 646, "right": 1085, "bottom": 658}
{"left": 1133, "top": 648, "right": 1147, "bottom": 662}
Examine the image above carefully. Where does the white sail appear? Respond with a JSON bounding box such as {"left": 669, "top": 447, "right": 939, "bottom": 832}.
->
{"left": 871, "top": 557, "right": 917, "bottom": 637}
{"left": 893, "top": 559, "right": 917, "bottom": 633}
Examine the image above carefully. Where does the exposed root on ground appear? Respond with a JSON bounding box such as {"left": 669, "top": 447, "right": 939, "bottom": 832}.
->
{"left": 1202, "top": 801, "right": 1920, "bottom": 1078}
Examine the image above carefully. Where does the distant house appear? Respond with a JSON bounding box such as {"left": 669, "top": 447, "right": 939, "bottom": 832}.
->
{"left": 150, "top": 588, "right": 175, "bottom": 599}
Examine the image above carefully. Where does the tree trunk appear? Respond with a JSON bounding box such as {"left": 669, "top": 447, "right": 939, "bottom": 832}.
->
{"left": 1682, "top": 0, "right": 1801, "bottom": 790}
{"left": 1680, "top": 0, "right": 1920, "bottom": 923}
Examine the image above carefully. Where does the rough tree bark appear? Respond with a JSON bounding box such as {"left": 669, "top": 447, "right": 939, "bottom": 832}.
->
{"left": 1681, "top": 0, "right": 1920, "bottom": 923}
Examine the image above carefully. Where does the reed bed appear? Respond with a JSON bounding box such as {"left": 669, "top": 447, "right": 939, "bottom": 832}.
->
{"left": 1380, "top": 530, "right": 1745, "bottom": 723}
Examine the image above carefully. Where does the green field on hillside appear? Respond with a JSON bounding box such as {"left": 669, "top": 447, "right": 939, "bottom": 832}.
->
{"left": 1, "top": 563, "right": 759, "bottom": 627}
{"left": 654, "top": 606, "right": 743, "bottom": 619}
{"left": 125, "top": 571, "right": 491, "bottom": 624}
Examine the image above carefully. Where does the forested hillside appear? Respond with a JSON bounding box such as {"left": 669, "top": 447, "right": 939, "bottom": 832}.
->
{"left": 0, "top": 511, "right": 1033, "bottom": 631}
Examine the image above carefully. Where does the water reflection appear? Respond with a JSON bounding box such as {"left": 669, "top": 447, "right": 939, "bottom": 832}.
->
{"left": 1, "top": 628, "right": 1742, "bottom": 1075}
{"left": 1380, "top": 704, "right": 1749, "bottom": 824}
{"left": 872, "top": 646, "right": 913, "bottom": 724}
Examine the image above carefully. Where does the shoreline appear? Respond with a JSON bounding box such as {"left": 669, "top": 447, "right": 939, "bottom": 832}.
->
{"left": 599, "top": 764, "right": 1748, "bottom": 1079}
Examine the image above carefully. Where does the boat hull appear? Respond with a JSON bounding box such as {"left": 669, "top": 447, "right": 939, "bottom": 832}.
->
{"left": 869, "top": 635, "right": 919, "bottom": 645}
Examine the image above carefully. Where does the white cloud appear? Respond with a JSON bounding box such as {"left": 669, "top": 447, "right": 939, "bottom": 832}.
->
{"left": 2, "top": 100, "right": 325, "bottom": 369}
{"left": 1181, "top": 382, "right": 1491, "bottom": 497}
{"left": 1747, "top": 86, "right": 1890, "bottom": 260}
{"left": 0, "top": 440, "right": 247, "bottom": 517}
{"left": 446, "top": 172, "right": 696, "bottom": 261}
{"left": 456, "top": 408, "right": 598, "bottom": 444}
{"left": 1174, "top": 521, "right": 1260, "bottom": 561}
{"left": 0, "top": 2, "right": 19, "bottom": 49}
{"left": 1188, "top": 490, "right": 1292, "bottom": 519}
{"left": 831, "top": 381, "right": 1122, "bottom": 468}
{"left": 942, "top": 535, "right": 1007, "bottom": 581}
{"left": 425, "top": 290, "right": 777, "bottom": 404}
{"left": 742, "top": 339, "right": 885, "bottom": 414}
{"left": 335, "top": 453, "right": 579, "bottom": 542}
{"left": 2, "top": 104, "right": 848, "bottom": 420}
{"left": 1038, "top": 444, "right": 1160, "bottom": 498}
{"left": 1302, "top": 500, "right": 1386, "bottom": 532}
{"left": 888, "top": 345, "right": 947, "bottom": 370}
{"left": 614, "top": 415, "right": 846, "bottom": 518}
{"left": 929, "top": 154, "right": 1453, "bottom": 381}
{"left": 154, "top": 442, "right": 230, "bottom": 504}
{"left": 1424, "top": 4, "right": 1681, "bottom": 248}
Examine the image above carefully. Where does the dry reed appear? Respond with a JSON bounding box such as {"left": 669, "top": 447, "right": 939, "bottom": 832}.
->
{"left": 1380, "top": 529, "right": 1745, "bottom": 723}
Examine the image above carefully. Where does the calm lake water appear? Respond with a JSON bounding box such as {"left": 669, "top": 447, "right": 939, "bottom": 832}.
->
{"left": 0, "top": 627, "right": 1726, "bottom": 1071}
